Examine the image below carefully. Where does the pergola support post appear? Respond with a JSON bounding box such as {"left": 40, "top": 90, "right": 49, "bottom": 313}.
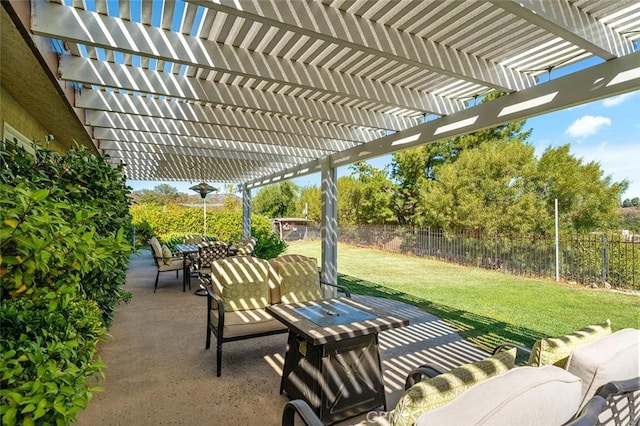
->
{"left": 321, "top": 158, "right": 338, "bottom": 297}
{"left": 242, "top": 184, "right": 252, "bottom": 238}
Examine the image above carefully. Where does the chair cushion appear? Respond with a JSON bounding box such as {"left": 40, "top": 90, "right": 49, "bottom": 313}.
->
{"left": 391, "top": 349, "right": 516, "bottom": 426}
{"left": 210, "top": 309, "right": 287, "bottom": 338}
{"left": 414, "top": 366, "right": 582, "bottom": 426}
{"left": 527, "top": 320, "right": 611, "bottom": 368}
{"left": 161, "top": 244, "right": 173, "bottom": 265}
{"left": 150, "top": 237, "right": 162, "bottom": 259}
{"left": 268, "top": 255, "right": 322, "bottom": 304}
{"left": 157, "top": 258, "right": 183, "bottom": 271}
{"left": 566, "top": 328, "right": 640, "bottom": 408}
{"left": 275, "top": 259, "right": 323, "bottom": 304}
{"left": 211, "top": 256, "right": 271, "bottom": 312}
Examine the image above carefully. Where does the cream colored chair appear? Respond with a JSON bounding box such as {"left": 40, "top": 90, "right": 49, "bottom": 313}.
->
{"left": 148, "top": 237, "right": 183, "bottom": 293}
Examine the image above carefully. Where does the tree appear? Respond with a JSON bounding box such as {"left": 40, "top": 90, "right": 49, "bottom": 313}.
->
{"left": 535, "top": 144, "right": 628, "bottom": 232}
{"left": 632, "top": 197, "right": 640, "bottom": 207}
{"left": 623, "top": 199, "right": 632, "bottom": 207}
{"left": 298, "top": 186, "right": 321, "bottom": 222}
{"left": 337, "top": 176, "right": 360, "bottom": 226}
{"left": 134, "top": 184, "right": 188, "bottom": 205}
{"left": 391, "top": 91, "right": 532, "bottom": 225}
{"left": 417, "top": 139, "right": 545, "bottom": 233}
{"left": 252, "top": 181, "right": 299, "bottom": 218}
{"left": 349, "top": 162, "right": 396, "bottom": 225}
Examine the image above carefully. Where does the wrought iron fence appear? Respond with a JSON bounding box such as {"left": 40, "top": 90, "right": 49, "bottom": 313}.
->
{"left": 293, "top": 225, "right": 639, "bottom": 290}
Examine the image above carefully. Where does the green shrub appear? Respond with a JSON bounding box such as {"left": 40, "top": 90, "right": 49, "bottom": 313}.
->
{"left": 133, "top": 220, "right": 154, "bottom": 248}
{"left": 0, "top": 147, "right": 132, "bottom": 424}
{"left": 253, "top": 229, "right": 288, "bottom": 259}
{"left": 0, "top": 297, "right": 105, "bottom": 426}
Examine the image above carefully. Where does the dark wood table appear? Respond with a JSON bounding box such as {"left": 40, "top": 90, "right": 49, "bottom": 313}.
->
{"left": 266, "top": 298, "right": 409, "bottom": 424}
{"left": 174, "top": 244, "right": 199, "bottom": 292}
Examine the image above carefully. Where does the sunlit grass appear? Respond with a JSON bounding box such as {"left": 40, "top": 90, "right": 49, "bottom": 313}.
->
{"left": 286, "top": 240, "right": 640, "bottom": 353}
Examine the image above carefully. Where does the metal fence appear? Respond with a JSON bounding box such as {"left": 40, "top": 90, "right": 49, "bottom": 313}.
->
{"left": 291, "top": 225, "right": 639, "bottom": 290}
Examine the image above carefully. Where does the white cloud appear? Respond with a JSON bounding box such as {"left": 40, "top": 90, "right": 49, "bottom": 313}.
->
{"left": 570, "top": 142, "right": 640, "bottom": 198}
{"left": 565, "top": 115, "right": 611, "bottom": 138}
{"left": 602, "top": 92, "right": 634, "bottom": 107}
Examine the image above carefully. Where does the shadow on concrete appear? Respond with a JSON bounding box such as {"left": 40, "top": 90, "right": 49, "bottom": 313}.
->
{"left": 77, "top": 251, "right": 490, "bottom": 426}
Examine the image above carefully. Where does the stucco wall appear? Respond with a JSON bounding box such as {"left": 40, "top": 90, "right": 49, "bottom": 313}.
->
{"left": 1, "top": 86, "right": 66, "bottom": 154}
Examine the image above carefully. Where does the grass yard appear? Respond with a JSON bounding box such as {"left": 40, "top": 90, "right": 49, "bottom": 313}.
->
{"left": 286, "top": 240, "right": 640, "bottom": 355}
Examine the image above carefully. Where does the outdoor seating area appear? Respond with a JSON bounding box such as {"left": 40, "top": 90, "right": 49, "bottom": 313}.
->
{"left": 75, "top": 249, "right": 493, "bottom": 424}
{"left": 75, "top": 249, "right": 639, "bottom": 426}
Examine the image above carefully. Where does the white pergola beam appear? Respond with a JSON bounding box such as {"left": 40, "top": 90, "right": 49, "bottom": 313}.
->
{"left": 59, "top": 56, "right": 414, "bottom": 131}
{"left": 31, "top": 0, "right": 462, "bottom": 116}
{"left": 188, "top": 0, "right": 536, "bottom": 92}
{"left": 95, "top": 127, "right": 328, "bottom": 159}
{"left": 100, "top": 139, "right": 303, "bottom": 164}
{"left": 247, "top": 51, "right": 640, "bottom": 188}
{"left": 87, "top": 111, "right": 339, "bottom": 154}
{"left": 77, "top": 90, "right": 372, "bottom": 145}
{"left": 494, "top": 0, "right": 635, "bottom": 60}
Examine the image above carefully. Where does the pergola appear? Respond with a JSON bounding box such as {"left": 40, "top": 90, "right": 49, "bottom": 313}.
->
{"left": 2, "top": 0, "right": 640, "bottom": 287}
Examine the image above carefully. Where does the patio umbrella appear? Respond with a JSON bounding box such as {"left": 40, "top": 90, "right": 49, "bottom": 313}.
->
{"left": 189, "top": 182, "right": 217, "bottom": 238}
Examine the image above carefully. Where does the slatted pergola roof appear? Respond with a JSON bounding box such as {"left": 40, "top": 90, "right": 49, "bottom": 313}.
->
{"left": 15, "top": 0, "right": 640, "bottom": 187}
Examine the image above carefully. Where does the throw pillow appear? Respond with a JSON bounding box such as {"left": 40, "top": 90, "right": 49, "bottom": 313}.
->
{"left": 214, "top": 258, "right": 270, "bottom": 311}
{"left": 276, "top": 259, "right": 323, "bottom": 304}
{"left": 527, "top": 319, "right": 611, "bottom": 368}
{"left": 390, "top": 348, "right": 516, "bottom": 426}
{"left": 161, "top": 244, "right": 173, "bottom": 265}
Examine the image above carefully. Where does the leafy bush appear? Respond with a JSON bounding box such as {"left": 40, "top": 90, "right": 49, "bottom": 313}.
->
{"left": 133, "top": 220, "right": 154, "bottom": 248}
{"left": 131, "top": 202, "right": 287, "bottom": 258}
{"left": 253, "top": 229, "right": 288, "bottom": 259}
{"left": 0, "top": 297, "right": 105, "bottom": 425}
{"left": 0, "top": 147, "right": 132, "bottom": 424}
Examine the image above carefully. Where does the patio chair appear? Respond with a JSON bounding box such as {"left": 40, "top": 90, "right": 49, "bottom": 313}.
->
{"left": 149, "top": 237, "right": 183, "bottom": 293}
{"left": 492, "top": 322, "right": 639, "bottom": 419}
{"left": 203, "top": 254, "right": 350, "bottom": 376}
{"left": 183, "top": 234, "right": 206, "bottom": 244}
{"left": 197, "top": 241, "right": 228, "bottom": 276}
{"left": 234, "top": 236, "right": 257, "bottom": 256}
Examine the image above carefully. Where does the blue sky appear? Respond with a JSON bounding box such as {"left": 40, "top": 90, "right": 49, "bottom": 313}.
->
{"left": 128, "top": 89, "right": 640, "bottom": 201}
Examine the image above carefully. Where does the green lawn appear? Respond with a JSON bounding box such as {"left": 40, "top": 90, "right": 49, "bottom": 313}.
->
{"left": 286, "top": 240, "right": 639, "bottom": 354}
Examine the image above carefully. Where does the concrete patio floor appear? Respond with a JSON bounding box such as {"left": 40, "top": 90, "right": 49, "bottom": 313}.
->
{"left": 77, "top": 250, "right": 490, "bottom": 425}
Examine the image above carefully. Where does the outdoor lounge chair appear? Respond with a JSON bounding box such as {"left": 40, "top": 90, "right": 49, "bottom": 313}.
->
{"left": 149, "top": 237, "right": 183, "bottom": 293}
{"left": 491, "top": 322, "right": 640, "bottom": 424}
{"left": 282, "top": 359, "right": 639, "bottom": 426}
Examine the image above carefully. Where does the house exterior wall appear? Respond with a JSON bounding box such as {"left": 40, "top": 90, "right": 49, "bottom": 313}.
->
{"left": 1, "top": 86, "right": 66, "bottom": 153}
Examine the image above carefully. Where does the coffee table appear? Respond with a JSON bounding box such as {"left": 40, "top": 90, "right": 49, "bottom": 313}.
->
{"left": 266, "top": 298, "right": 409, "bottom": 424}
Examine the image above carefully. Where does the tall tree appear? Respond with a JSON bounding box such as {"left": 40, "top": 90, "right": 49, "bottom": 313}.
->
{"left": 298, "top": 186, "right": 321, "bottom": 222}
{"left": 337, "top": 176, "right": 360, "bottom": 226}
{"left": 535, "top": 144, "right": 628, "bottom": 232}
{"left": 134, "top": 184, "right": 187, "bottom": 205}
{"left": 252, "top": 181, "right": 299, "bottom": 218}
{"left": 417, "top": 140, "right": 545, "bottom": 234}
{"left": 391, "top": 91, "right": 532, "bottom": 225}
{"left": 349, "top": 162, "right": 396, "bottom": 225}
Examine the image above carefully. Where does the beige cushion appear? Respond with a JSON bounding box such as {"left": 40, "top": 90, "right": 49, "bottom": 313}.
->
{"left": 268, "top": 255, "right": 320, "bottom": 304}
{"left": 414, "top": 366, "right": 582, "bottom": 426}
{"left": 528, "top": 320, "right": 611, "bottom": 368}
{"left": 161, "top": 245, "right": 173, "bottom": 265}
{"left": 391, "top": 349, "right": 516, "bottom": 426}
{"left": 210, "top": 309, "right": 287, "bottom": 338}
{"left": 150, "top": 237, "right": 162, "bottom": 259}
{"left": 275, "top": 260, "right": 322, "bottom": 304}
{"left": 157, "top": 258, "right": 183, "bottom": 271}
{"left": 211, "top": 256, "right": 270, "bottom": 312}
{"left": 566, "top": 328, "right": 640, "bottom": 409}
